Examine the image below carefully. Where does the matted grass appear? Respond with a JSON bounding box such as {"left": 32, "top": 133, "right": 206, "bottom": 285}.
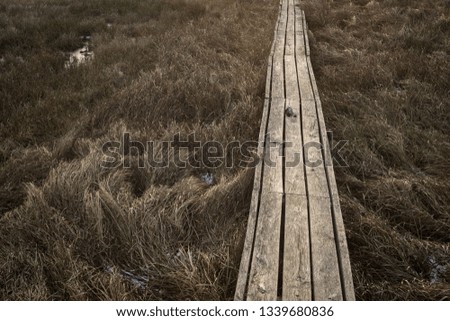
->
{"left": 0, "top": 0, "right": 278, "bottom": 300}
{"left": 1, "top": 0, "right": 449, "bottom": 300}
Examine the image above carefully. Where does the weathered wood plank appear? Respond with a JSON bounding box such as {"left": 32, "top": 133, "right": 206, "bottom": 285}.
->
{"left": 272, "top": 1, "right": 287, "bottom": 98}
{"left": 282, "top": 1, "right": 311, "bottom": 300}
{"left": 247, "top": 191, "right": 283, "bottom": 300}
{"left": 268, "top": 1, "right": 285, "bottom": 100}
{"left": 294, "top": 7, "right": 328, "bottom": 200}
{"left": 284, "top": 54, "right": 299, "bottom": 101}
{"left": 306, "top": 52, "right": 356, "bottom": 300}
{"left": 295, "top": 5, "right": 343, "bottom": 300}
{"left": 301, "top": 10, "right": 311, "bottom": 57}
{"left": 294, "top": 6, "right": 305, "bottom": 54}
{"left": 284, "top": 100, "right": 305, "bottom": 195}
{"left": 271, "top": 57, "right": 285, "bottom": 99}
{"left": 285, "top": 0, "right": 296, "bottom": 56}
{"left": 277, "top": 0, "right": 289, "bottom": 33}
{"left": 234, "top": 2, "right": 281, "bottom": 300}
{"left": 283, "top": 3, "right": 304, "bottom": 190}
{"left": 263, "top": 97, "right": 284, "bottom": 194}
{"left": 283, "top": 193, "right": 311, "bottom": 300}
{"left": 296, "top": 58, "right": 315, "bottom": 102}
{"left": 234, "top": 96, "right": 271, "bottom": 300}
{"left": 298, "top": 75, "right": 329, "bottom": 197}
{"left": 309, "top": 196, "right": 343, "bottom": 300}
{"left": 241, "top": 0, "right": 287, "bottom": 300}
{"left": 264, "top": 59, "right": 274, "bottom": 100}
{"left": 329, "top": 199, "right": 356, "bottom": 300}
{"left": 236, "top": 0, "right": 355, "bottom": 302}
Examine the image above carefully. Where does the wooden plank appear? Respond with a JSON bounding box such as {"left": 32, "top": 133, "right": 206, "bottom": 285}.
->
{"left": 283, "top": 194, "right": 311, "bottom": 300}
{"left": 237, "top": 0, "right": 287, "bottom": 300}
{"left": 282, "top": 0, "right": 311, "bottom": 300}
{"left": 302, "top": 10, "right": 311, "bottom": 57}
{"left": 295, "top": 12, "right": 327, "bottom": 199}
{"left": 237, "top": 0, "right": 355, "bottom": 302}
{"left": 263, "top": 0, "right": 286, "bottom": 193}
{"left": 299, "top": 89, "right": 329, "bottom": 198}
{"left": 284, "top": 99, "right": 305, "bottom": 195}
{"left": 305, "top": 55, "right": 338, "bottom": 199}
{"left": 271, "top": 56, "right": 285, "bottom": 99}
{"left": 247, "top": 191, "right": 283, "bottom": 300}
{"left": 296, "top": 57, "right": 315, "bottom": 102}
{"left": 294, "top": 7, "right": 305, "bottom": 55}
{"left": 272, "top": 2, "right": 287, "bottom": 98}
{"left": 264, "top": 60, "right": 273, "bottom": 100}
{"left": 277, "top": 0, "right": 288, "bottom": 33}
{"left": 329, "top": 199, "right": 356, "bottom": 300}
{"left": 309, "top": 196, "right": 343, "bottom": 300}
{"left": 246, "top": 0, "right": 287, "bottom": 300}
{"left": 284, "top": 54, "right": 299, "bottom": 100}
{"left": 306, "top": 53, "right": 356, "bottom": 300}
{"left": 284, "top": 4, "right": 305, "bottom": 195}
{"left": 234, "top": 3, "right": 280, "bottom": 299}
{"left": 301, "top": 6, "right": 354, "bottom": 300}
{"left": 285, "top": 0, "right": 295, "bottom": 56}
{"left": 265, "top": 0, "right": 283, "bottom": 100}
{"left": 234, "top": 95, "right": 271, "bottom": 300}
{"left": 295, "top": 5, "right": 343, "bottom": 300}
{"left": 263, "top": 97, "right": 284, "bottom": 194}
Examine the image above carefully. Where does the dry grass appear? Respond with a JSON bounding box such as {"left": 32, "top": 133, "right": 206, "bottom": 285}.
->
{"left": 0, "top": 0, "right": 278, "bottom": 300}
{"left": 1, "top": 0, "right": 449, "bottom": 301}
{"left": 302, "top": 0, "right": 450, "bottom": 300}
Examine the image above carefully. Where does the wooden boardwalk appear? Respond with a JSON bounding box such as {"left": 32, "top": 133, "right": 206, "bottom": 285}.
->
{"left": 235, "top": 0, "right": 355, "bottom": 301}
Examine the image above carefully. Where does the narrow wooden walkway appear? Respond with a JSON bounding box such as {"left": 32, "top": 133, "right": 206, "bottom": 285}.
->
{"left": 235, "top": 0, "right": 355, "bottom": 301}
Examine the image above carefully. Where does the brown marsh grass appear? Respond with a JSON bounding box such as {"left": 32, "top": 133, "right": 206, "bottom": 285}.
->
{"left": 0, "top": 0, "right": 449, "bottom": 300}
{"left": 0, "top": 0, "right": 278, "bottom": 300}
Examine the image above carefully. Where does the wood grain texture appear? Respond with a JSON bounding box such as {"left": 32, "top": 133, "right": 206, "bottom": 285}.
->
{"left": 295, "top": 4, "right": 343, "bottom": 300}
{"left": 234, "top": 97, "right": 271, "bottom": 301}
{"left": 241, "top": 0, "right": 287, "bottom": 301}
{"left": 264, "top": 97, "right": 284, "bottom": 194}
{"left": 308, "top": 196, "right": 343, "bottom": 300}
{"left": 234, "top": 1, "right": 281, "bottom": 300}
{"left": 236, "top": 0, "right": 354, "bottom": 301}
{"left": 284, "top": 55, "right": 304, "bottom": 195}
{"left": 306, "top": 52, "right": 356, "bottom": 301}
{"left": 283, "top": 193, "right": 311, "bottom": 300}
{"left": 285, "top": 0, "right": 295, "bottom": 56}
{"left": 282, "top": 1, "right": 311, "bottom": 300}
{"left": 247, "top": 191, "right": 283, "bottom": 300}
